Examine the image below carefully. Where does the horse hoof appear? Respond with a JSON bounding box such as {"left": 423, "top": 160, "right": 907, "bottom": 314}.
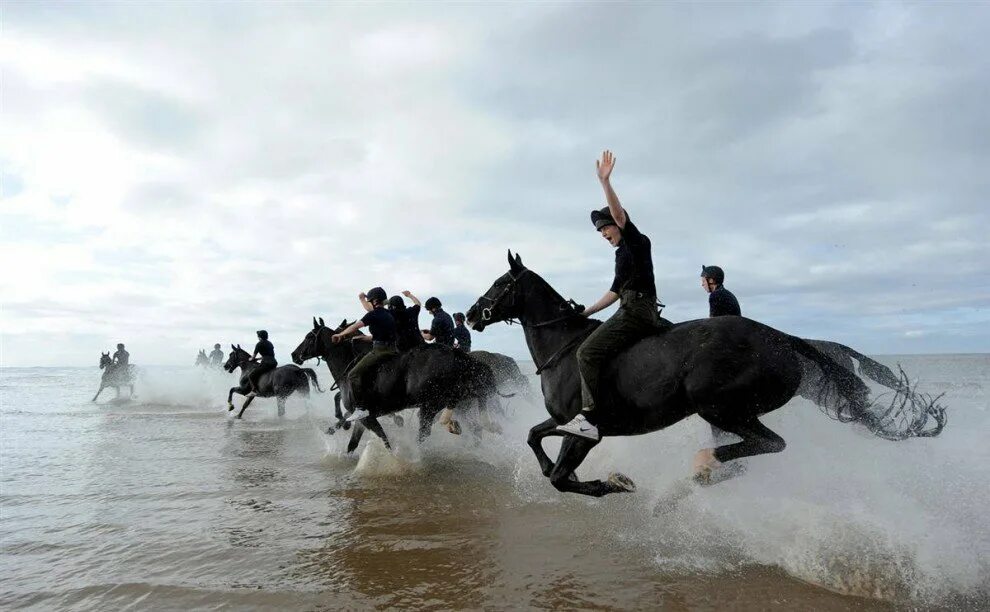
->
{"left": 607, "top": 472, "right": 636, "bottom": 492}
{"left": 227, "top": 403, "right": 234, "bottom": 412}
{"left": 326, "top": 427, "right": 335, "bottom": 435}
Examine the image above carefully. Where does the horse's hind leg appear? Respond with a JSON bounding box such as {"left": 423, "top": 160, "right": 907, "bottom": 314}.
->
{"left": 695, "top": 416, "right": 786, "bottom": 483}
{"left": 276, "top": 396, "right": 286, "bottom": 417}
{"left": 419, "top": 406, "right": 441, "bottom": 442}
{"left": 549, "top": 436, "right": 632, "bottom": 497}
{"left": 237, "top": 395, "right": 256, "bottom": 419}
{"left": 92, "top": 385, "right": 105, "bottom": 402}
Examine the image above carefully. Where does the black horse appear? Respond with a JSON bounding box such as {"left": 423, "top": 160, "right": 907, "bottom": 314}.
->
{"left": 223, "top": 344, "right": 324, "bottom": 418}
{"left": 92, "top": 352, "right": 136, "bottom": 401}
{"left": 291, "top": 318, "right": 505, "bottom": 453}
{"left": 466, "top": 252, "right": 946, "bottom": 497}
{"left": 469, "top": 350, "right": 531, "bottom": 396}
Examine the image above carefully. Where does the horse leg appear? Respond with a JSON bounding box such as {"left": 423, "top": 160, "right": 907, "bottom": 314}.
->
{"left": 527, "top": 418, "right": 564, "bottom": 477}
{"left": 363, "top": 417, "right": 391, "bottom": 450}
{"left": 419, "top": 406, "right": 441, "bottom": 442}
{"left": 237, "top": 394, "right": 256, "bottom": 419}
{"left": 346, "top": 422, "right": 365, "bottom": 453}
{"left": 276, "top": 396, "right": 286, "bottom": 417}
{"left": 549, "top": 436, "right": 632, "bottom": 497}
{"left": 695, "top": 416, "right": 786, "bottom": 483}
{"left": 227, "top": 387, "right": 242, "bottom": 411}
{"left": 92, "top": 384, "right": 105, "bottom": 402}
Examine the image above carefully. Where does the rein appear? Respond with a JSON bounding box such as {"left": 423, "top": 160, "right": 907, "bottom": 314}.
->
{"left": 308, "top": 326, "right": 359, "bottom": 391}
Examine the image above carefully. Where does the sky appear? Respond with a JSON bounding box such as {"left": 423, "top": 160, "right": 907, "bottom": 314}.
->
{"left": 1, "top": 2, "right": 988, "bottom": 367}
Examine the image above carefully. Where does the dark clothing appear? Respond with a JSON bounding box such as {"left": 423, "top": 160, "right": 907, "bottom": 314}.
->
{"left": 392, "top": 304, "right": 425, "bottom": 352}
{"left": 361, "top": 307, "right": 398, "bottom": 345}
{"left": 346, "top": 345, "right": 398, "bottom": 409}
{"left": 430, "top": 309, "right": 455, "bottom": 347}
{"left": 209, "top": 349, "right": 224, "bottom": 366}
{"left": 254, "top": 339, "right": 276, "bottom": 364}
{"left": 709, "top": 286, "right": 741, "bottom": 317}
{"left": 610, "top": 217, "right": 656, "bottom": 297}
{"left": 248, "top": 361, "right": 276, "bottom": 393}
{"left": 453, "top": 324, "right": 472, "bottom": 352}
{"left": 112, "top": 349, "right": 129, "bottom": 367}
{"left": 577, "top": 291, "right": 661, "bottom": 415}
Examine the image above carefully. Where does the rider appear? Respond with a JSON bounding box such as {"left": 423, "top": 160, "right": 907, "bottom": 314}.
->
{"left": 246, "top": 330, "right": 277, "bottom": 398}
{"left": 388, "top": 291, "right": 426, "bottom": 352}
{"left": 422, "top": 297, "right": 455, "bottom": 347}
{"left": 557, "top": 150, "right": 660, "bottom": 441}
{"left": 452, "top": 312, "right": 472, "bottom": 352}
{"left": 112, "top": 343, "right": 130, "bottom": 368}
{"left": 701, "top": 265, "right": 741, "bottom": 317}
{"left": 209, "top": 343, "right": 225, "bottom": 367}
{"left": 332, "top": 287, "right": 398, "bottom": 422}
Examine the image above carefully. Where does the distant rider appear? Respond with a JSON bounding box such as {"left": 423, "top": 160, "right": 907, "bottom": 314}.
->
{"left": 701, "top": 265, "right": 741, "bottom": 317}
{"left": 246, "top": 330, "right": 277, "bottom": 398}
{"left": 452, "top": 312, "right": 472, "bottom": 352}
{"left": 422, "top": 297, "right": 455, "bottom": 347}
{"left": 333, "top": 287, "right": 398, "bottom": 422}
{"left": 112, "top": 343, "right": 130, "bottom": 369}
{"left": 557, "top": 150, "right": 661, "bottom": 441}
{"left": 389, "top": 291, "right": 427, "bottom": 352}
{"left": 209, "top": 343, "right": 224, "bottom": 367}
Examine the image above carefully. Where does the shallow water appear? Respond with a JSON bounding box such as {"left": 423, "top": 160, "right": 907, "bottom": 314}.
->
{"left": 1, "top": 355, "right": 988, "bottom": 610}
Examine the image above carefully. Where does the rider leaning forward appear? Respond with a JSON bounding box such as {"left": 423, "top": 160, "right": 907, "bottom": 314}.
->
{"left": 246, "top": 330, "right": 276, "bottom": 397}
{"left": 332, "top": 287, "right": 398, "bottom": 422}
{"left": 557, "top": 150, "right": 661, "bottom": 441}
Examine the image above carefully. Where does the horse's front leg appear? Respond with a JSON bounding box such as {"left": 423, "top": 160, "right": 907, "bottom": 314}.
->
{"left": 419, "top": 406, "right": 441, "bottom": 442}
{"left": 528, "top": 418, "right": 564, "bottom": 477}
{"left": 92, "top": 384, "right": 105, "bottom": 402}
{"left": 549, "top": 435, "right": 635, "bottom": 497}
{"left": 228, "top": 386, "right": 246, "bottom": 411}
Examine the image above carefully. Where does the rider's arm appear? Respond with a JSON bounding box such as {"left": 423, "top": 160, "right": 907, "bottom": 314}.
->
{"left": 582, "top": 291, "right": 620, "bottom": 317}
{"left": 402, "top": 291, "right": 422, "bottom": 307}
{"left": 358, "top": 292, "right": 372, "bottom": 313}
{"left": 597, "top": 150, "right": 627, "bottom": 229}
{"left": 332, "top": 320, "right": 366, "bottom": 341}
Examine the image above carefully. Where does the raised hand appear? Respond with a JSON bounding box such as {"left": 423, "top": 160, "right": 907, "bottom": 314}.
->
{"left": 596, "top": 149, "right": 616, "bottom": 183}
{"left": 401, "top": 290, "right": 411, "bottom": 297}
{"left": 358, "top": 292, "right": 367, "bottom": 301}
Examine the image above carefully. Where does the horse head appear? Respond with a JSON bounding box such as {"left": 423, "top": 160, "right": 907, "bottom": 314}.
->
{"left": 223, "top": 344, "right": 251, "bottom": 373}
{"left": 467, "top": 251, "right": 531, "bottom": 331}
{"left": 99, "top": 352, "right": 112, "bottom": 369}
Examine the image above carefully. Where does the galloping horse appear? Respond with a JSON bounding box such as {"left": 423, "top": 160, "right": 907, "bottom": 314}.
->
{"left": 92, "top": 352, "right": 136, "bottom": 401}
{"left": 292, "top": 318, "right": 506, "bottom": 453}
{"left": 195, "top": 350, "right": 209, "bottom": 368}
{"left": 466, "top": 252, "right": 946, "bottom": 497}
{"left": 223, "top": 345, "right": 324, "bottom": 418}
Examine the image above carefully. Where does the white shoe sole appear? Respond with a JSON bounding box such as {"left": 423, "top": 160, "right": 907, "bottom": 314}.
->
{"left": 556, "top": 425, "right": 599, "bottom": 441}
{"left": 347, "top": 411, "right": 370, "bottom": 423}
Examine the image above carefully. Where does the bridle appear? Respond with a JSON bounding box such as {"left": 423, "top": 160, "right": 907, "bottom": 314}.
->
{"left": 305, "top": 325, "right": 362, "bottom": 391}
{"left": 476, "top": 267, "right": 590, "bottom": 374}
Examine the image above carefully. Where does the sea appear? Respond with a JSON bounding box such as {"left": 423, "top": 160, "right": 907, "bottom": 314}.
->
{"left": 1, "top": 354, "right": 988, "bottom": 610}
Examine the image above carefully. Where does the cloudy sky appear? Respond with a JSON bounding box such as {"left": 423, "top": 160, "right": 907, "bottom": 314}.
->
{"left": 2, "top": 2, "right": 988, "bottom": 367}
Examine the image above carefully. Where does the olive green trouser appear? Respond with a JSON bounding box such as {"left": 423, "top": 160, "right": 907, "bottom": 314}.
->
{"left": 577, "top": 291, "right": 660, "bottom": 413}
{"left": 346, "top": 345, "right": 397, "bottom": 409}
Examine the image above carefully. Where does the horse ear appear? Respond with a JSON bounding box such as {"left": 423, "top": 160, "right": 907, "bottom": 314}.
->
{"left": 514, "top": 253, "right": 524, "bottom": 268}
{"left": 507, "top": 249, "right": 514, "bottom": 269}
{"left": 509, "top": 251, "right": 524, "bottom": 273}
{"left": 231, "top": 344, "right": 236, "bottom": 350}
{"left": 313, "top": 317, "right": 319, "bottom": 329}
{"left": 339, "top": 318, "right": 347, "bottom": 328}
{"left": 319, "top": 317, "right": 325, "bottom": 327}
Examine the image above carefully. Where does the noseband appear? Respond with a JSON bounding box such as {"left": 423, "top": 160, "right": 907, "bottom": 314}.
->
{"left": 477, "top": 268, "right": 583, "bottom": 329}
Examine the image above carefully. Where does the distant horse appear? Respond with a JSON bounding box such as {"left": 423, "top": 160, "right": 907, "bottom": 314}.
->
{"left": 292, "top": 318, "right": 506, "bottom": 453}
{"left": 465, "top": 252, "right": 946, "bottom": 497}
{"left": 92, "top": 352, "right": 136, "bottom": 401}
{"left": 223, "top": 345, "right": 324, "bottom": 418}
{"left": 195, "top": 350, "right": 209, "bottom": 368}
{"left": 470, "top": 350, "right": 530, "bottom": 397}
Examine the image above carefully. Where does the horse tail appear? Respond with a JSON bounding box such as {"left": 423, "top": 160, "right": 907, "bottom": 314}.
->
{"left": 826, "top": 342, "right": 904, "bottom": 391}
{"left": 302, "top": 368, "right": 324, "bottom": 393}
{"left": 789, "top": 336, "right": 946, "bottom": 440}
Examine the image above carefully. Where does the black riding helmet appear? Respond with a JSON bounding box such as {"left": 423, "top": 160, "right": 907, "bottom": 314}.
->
{"left": 214, "top": 343, "right": 221, "bottom": 349}
{"left": 256, "top": 330, "right": 269, "bottom": 340}
{"left": 590, "top": 207, "right": 617, "bottom": 231}
{"left": 387, "top": 295, "right": 406, "bottom": 311}
{"left": 700, "top": 265, "right": 725, "bottom": 286}
{"left": 453, "top": 312, "right": 465, "bottom": 323}
{"left": 366, "top": 287, "right": 387, "bottom": 304}
{"left": 425, "top": 297, "right": 442, "bottom": 311}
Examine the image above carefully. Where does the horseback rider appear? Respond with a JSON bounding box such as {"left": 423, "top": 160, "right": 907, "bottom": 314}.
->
{"left": 452, "top": 312, "right": 472, "bottom": 352}
{"left": 701, "top": 265, "right": 741, "bottom": 317}
{"left": 209, "top": 343, "right": 225, "bottom": 367}
{"left": 112, "top": 343, "right": 130, "bottom": 369}
{"left": 246, "top": 330, "right": 277, "bottom": 398}
{"left": 422, "top": 297, "right": 455, "bottom": 346}
{"left": 332, "top": 287, "right": 398, "bottom": 422}
{"left": 388, "top": 291, "right": 427, "bottom": 352}
{"left": 557, "top": 150, "right": 661, "bottom": 441}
